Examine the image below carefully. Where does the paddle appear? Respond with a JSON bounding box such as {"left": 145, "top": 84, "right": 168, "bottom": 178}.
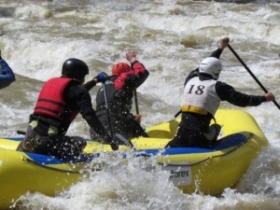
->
{"left": 133, "top": 89, "right": 150, "bottom": 140}
{"left": 228, "top": 44, "right": 280, "bottom": 110}
{"left": 17, "top": 130, "right": 26, "bottom": 135}
{"left": 174, "top": 110, "right": 181, "bottom": 118}
{"left": 102, "top": 82, "right": 134, "bottom": 149}
{"left": 134, "top": 90, "right": 139, "bottom": 114}
{"left": 101, "top": 82, "right": 118, "bottom": 150}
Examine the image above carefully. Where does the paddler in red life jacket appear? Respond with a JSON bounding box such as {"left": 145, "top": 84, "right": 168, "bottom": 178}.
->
{"left": 90, "top": 51, "right": 149, "bottom": 141}
{"left": 165, "top": 37, "right": 275, "bottom": 148}
{"left": 17, "top": 58, "right": 117, "bottom": 159}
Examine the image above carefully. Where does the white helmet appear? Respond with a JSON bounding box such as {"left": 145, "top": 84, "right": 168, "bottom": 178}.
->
{"left": 199, "top": 57, "right": 222, "bottom": 80}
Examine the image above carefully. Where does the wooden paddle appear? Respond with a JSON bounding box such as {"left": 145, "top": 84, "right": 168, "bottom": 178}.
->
{"left": 228, "top": 44, "right": 280, "bottom": 110}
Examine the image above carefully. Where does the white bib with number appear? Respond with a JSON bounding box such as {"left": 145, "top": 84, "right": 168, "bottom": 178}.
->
{"left": 181, "top": 77, "right": 221, "bottom": 116}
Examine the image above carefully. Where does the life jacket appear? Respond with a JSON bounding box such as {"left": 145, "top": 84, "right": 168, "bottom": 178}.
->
{"left": 181, "top": 77, "right": 221, "bottom": 116}
{"left": 34, "top": 77, "right": 78, "bottom": 122}
{"left": 96, "top": 78, "right": 132, "bottom": 117}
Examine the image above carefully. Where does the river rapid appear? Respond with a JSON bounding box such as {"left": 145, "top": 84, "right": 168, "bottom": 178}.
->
{"left": 0, "top": 0, "right": 280, "bottom": 209}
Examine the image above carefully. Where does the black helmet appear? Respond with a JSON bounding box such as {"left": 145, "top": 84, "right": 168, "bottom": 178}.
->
{"left": 62, "top": 58, "right": 89, "bottom": 80}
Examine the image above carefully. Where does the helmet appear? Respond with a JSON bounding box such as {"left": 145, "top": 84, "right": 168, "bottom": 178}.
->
{"left": 199, "top": 57, "right": 222, "bottom": 80}
{"left": 62, "top": 58, "right": 89, "bottom": 80}
{"left": 112, "top": 62, "right": 131, "bottom": 75}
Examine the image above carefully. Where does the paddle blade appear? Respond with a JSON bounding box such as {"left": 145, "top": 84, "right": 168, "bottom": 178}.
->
{"left": 114, "top": 133, "right": 134, "bottom": 149}
{"left": 110, "top": 142, "right": 119, "bottom": 151}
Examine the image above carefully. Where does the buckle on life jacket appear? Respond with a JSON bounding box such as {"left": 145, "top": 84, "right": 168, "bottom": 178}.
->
{"left": 181, "top": 105, "right": 208, "bottom": 115}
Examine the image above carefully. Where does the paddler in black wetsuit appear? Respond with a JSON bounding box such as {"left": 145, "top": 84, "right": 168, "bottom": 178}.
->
{"left": 17, "top": 58, "right": 117, "bottom": 159}
{"left": 165, "top": 37, "right": 275, "bottom": 148}
{"left": 90, "top": 51, "right": 149, "bottom": 141}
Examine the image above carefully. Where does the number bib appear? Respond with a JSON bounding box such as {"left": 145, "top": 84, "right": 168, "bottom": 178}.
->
{"left": 181, "top": 77, "right": 220, "bottom": 116}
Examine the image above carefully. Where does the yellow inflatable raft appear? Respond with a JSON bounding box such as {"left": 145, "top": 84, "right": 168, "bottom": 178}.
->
{"left": 0, "top": 109, "right": 268, "bottom": 209}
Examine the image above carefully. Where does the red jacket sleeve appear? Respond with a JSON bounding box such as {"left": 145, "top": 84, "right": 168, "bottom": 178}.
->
{"left": 114, "top": 61, "right": 149, "bottom": 90}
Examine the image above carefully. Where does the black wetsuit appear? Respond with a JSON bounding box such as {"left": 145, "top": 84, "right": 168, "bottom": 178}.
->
{"left": 17, "top": 77, "right": 112, "bottom": 159}
{"left": 91, "top": 60, "right": 149, "bottom": 140}
{"left": 166, "top": 48, "right": 266, "bottom": 148}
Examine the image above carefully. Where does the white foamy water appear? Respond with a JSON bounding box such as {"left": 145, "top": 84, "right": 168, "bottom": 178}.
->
{"left": 1, "top": 0, "right": 280, "bottom": 209}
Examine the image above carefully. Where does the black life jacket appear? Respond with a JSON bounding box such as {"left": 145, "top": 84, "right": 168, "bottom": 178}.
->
{"left": 96, "top": 77, "right": 133, "bottom": 117}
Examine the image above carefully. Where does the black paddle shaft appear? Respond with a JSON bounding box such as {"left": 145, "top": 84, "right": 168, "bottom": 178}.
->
{"left": 102, "top": 83, "right": 134, "bottom": 149}
{"left": 102, "top": 83, "right": 114, "bottom": 137}
{"left": 102, "top": 83, "right": 119, "bottom": 150}
{"left": 228, "top": 44, "right": 280, "bottom": 110}
{"left": 134, "top": 90, "right": 139, "bottom": 114}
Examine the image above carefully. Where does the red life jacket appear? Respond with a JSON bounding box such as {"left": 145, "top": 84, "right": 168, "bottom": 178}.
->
{"left": 33, "top": 77, "right": 78, "bottom": 122}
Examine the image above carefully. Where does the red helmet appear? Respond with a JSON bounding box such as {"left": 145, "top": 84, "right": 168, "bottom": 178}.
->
{"left": 112, "top": 62, "right": 131, "bottom": 75}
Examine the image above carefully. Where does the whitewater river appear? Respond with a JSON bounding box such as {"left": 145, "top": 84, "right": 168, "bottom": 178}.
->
{"left": 0, "top": 0, "right": 280, "bottom": 209}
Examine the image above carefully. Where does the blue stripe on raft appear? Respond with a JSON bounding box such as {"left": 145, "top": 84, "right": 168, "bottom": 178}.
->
{"left": 26, "top": 153, "right": 64, "bottom": 164}
{"left": 213, "top": 133, "right": 248, "bottom": 150}
{"left": 5, "top": 137, "right": 23, "bottom": 141}
{"left": 135, "top": 133, "right": 248, "bottom": 157}
{"left": 26, "top": 153, "right": 97, "bottom": 165}
{"left": 3, "top": 137, "right": 93, "bottom": 141}
{"left": 25, "top": 133, "right": 249, "bottom": 164}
